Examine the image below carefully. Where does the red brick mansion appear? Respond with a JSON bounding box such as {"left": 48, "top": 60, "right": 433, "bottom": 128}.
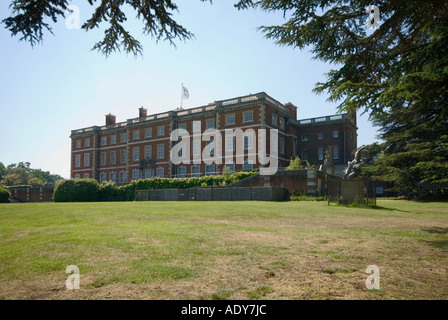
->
{"left": 70, "top": 92, "right": 357, "bottom": 183}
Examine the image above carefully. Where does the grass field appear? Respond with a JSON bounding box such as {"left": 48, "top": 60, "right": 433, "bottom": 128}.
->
{"left": 0, "top": 200, "right": 447, "bottom": 300}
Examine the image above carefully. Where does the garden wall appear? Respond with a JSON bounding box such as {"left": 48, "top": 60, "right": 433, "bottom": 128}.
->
{"left": 135, "top": 186, "right": 288, "bottom": 202}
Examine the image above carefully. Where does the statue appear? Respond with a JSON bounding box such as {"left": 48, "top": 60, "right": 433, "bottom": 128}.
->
{"left": 323, "top": 146, "right": 335, "bottom": 175}
{"left": 343, "top": 145, "right": 366, "bottom": 179}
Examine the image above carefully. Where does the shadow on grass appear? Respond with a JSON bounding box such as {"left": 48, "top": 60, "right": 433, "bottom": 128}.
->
{"left": 329, "top": 203, "right": 409, "bottom": 212}
{"left": 421, "top": 227, "right": 448, "bottom": 252}
{"left": 423, "top": 239, "right": 448, "bottom": 251}
{"left": 422, "top": 227, "right": 448, "bottom": 235}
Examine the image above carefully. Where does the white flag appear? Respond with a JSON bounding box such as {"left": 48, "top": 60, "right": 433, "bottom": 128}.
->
{"left": 182, "top": 86, "right": 189, "bottom": 100}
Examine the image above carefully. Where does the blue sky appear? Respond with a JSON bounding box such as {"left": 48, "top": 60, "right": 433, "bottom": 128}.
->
{"left": 0, "top": 0, "right": 379, "bottom": 178}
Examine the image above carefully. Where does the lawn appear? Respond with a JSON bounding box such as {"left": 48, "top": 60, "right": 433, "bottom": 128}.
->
{"left": 0, "top": 200, "right": 447, "bottom": 300}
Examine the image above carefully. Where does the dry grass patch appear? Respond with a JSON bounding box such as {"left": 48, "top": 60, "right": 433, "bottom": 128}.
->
{"left": 0, "top": 200, "right": 447, "bottom": 300}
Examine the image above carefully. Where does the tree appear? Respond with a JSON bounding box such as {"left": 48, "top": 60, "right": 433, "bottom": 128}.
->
{"left": 2, "top": 167, "right": 31, "bottom": 185}
{"left": 286, "top": 156, "right": 303, "bottom": 170}
{"left": 0, "top": 162, "right": 65, "bottom": 186}
{"left": 2, "top": 0, "right": 214, "bottom": 57}
{"left": 235, "top": 0, "right": 448, "bottom": 191}
{"left": 0, "top": 162, "right": 6, "bottom": 181}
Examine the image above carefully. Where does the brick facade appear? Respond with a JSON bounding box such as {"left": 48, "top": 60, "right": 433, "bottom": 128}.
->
{"left": 70, "top": 92, "right": 357, "bottom": 183}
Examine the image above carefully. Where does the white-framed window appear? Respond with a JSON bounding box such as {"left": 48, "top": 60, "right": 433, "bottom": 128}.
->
{"left": 206, "top": 119, "right": 214, "bottom": 129}
{"left": 133, "top": 147, "right": 140, "bottom": 161}
{"left": 144, "top": 169, "right": 154, "bottom": 179}
{"left": 110, "top": 172, "right": 116, "bottom": 182}
{"left": 318, "top": 132, "right": 324, "bottom": 140}
{"left": 134, "top": 130, "right": 140, "bottom": 140}
{"left": 193, "top": 140, "right": 201, "bottom": 156}
{"left": 75, "top": 154, "right": 81, "bottom": 167}
{"left": 121, "top": 134, "right": 127, "bottom": 143}
{"left": 177, "top": 166, "right": 187, "bottom": 178}
{"left": 84, "top": 153, "right": 90, "bottom": 166}
{"left": 318, "top": 147, "right": 324, "bottom": 161}
{"left": 121, "top": 150, "right": 126, "bottom": 163}
{"left": 226, "top": 135, "right": 235, "bottom": 152}
{"left": 101, "top": 152, "right": 106, "bottom": 165}
{"left": 279, "top": 119, "right": 285, "bottom": 130}
{"left": 243, "top": 111, "right": 253, "bottom": 123}
{"left": 83, "top": 173, "right": 89, "bottom": 179}
{"left": 156, "top": 167, "right": 164, "bottom": 177}
{"left": 333, "top": 146, "right": 339, "bottom": 159}
{"left": 207, "top": 139, "right": 215, "bottom": 155}
{"left": 101, "top": 137, "right": 107, "bottom": 145}
{"left": 75, "top": 140, "right": 81, "bottom": 149}
{"left": 157, "top": 144, "right": 164, "bottom": 159}
{"left": 145, "top": 128, "right": 152, "bottom": 138}
{"left": 157, "top": 126, "right": 165, "bottom": 136}
{"left": 225, "top": 162, "right": 235, "bottom": 173}
{"left": 333, "top": 130, "right": 339, "bottom": 138}
{"left": 301, "top": 134, "right": 308, "bottom": 142}
{"left": 272, "top": 114, "right": 277, "bottom": 126}
{"left": 110, "top": 151, "right": 116, "bottom": 164}
{"left": 302, "top": 150, "right": 308, "bottom": 161}
{"left": 191, "top": 165, "right": 201, "bottom": 177}
{"left": 244, "top": 134, "right": 253, "bottom": 150}
{"left": 119, "top": 171, "right": 126, "bottom": 183}
{"left": 279, "top": 137, "right": 285, "bottom": 155}
{"left": 74, "top": 174, "right": 80, "bottom": 179}
{"left": 84, "top": 138, "right": 90, "bottom": 148}
{"left": 178, "top": 123, "right": 187, "bottom": 130}
{"left": 205, "top": 164, "right": 215, "bottom": 176}
{"left": 132, "top": 169, "right": 140, "bottom": 181}
{"left": 145, "top": 146, "right": 152, "bottom": 159}
{"left": 100, "top": 172, "right": 106, "bottom": 183}
{"left": 226, "top": 114, "right": 235, "bottom": 125}
{"left": 110, "top": 135, "right": 117, "bottom": 144}
{"left": 243, "top": 160, "right": 253, "bottom": 171}
{"left": 193, "top": 121, "right": 201, "bottom": 132}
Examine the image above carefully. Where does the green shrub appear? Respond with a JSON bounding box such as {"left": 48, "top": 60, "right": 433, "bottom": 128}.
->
{"left": 289, "top": 194, "right": 326, "bottom": 201}
{"left": 99, "top": 181, "right": 126, "bottom": 201}
{"left": 0, "top": 187, "right": 11, "bottom": 203}
{"left": 53, "top": 170, "right": 258, "bottom": 202}
{"left": 54, "top": 179, "right": 100, "bottom": 202}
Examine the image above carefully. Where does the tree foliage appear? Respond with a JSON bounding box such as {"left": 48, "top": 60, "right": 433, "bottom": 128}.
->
{"left": 0, "top": 161, "right": 64, "bottom": 187}
{"left": 2, "top": 0, "right": 213, "bottom": 56}
{"left": 236, "top": 0, "right": 448, "bottom": 191}
{"left": 0, "top": 186, "right": 12, "bottom": 203}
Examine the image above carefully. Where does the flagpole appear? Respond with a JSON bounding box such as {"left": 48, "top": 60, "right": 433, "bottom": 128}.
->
{"left": 181, "top": 83, "right": 183, "bottom": 109}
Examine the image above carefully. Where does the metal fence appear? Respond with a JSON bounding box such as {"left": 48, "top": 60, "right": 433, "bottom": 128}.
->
{"left": 135, "top": 186, "right": 288, "bottom": 202}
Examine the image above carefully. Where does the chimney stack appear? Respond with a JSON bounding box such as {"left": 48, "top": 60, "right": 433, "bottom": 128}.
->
{"left": 105, "top": 113, "right": 116, "bottom": 126}
{"left": 139, "top": 107, "right": 147, "bottom": 118}
{"left": 285, "top": 102, "right": 297, "bottom": 120}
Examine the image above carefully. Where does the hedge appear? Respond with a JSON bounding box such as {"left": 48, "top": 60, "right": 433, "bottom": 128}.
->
{"left": 0, "top": 187, "right": 11, "bottom": 203}
{"left": 54, "top": 179, "right": 100, "bottom": 202}
{"left": 55, "top": 170, "right": 258, "bottom": 202}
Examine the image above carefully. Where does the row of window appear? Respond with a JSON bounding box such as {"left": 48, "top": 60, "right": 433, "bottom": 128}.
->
{"left": 75, "top": 133, "right": 280, "bottom": 167}
{"left": 74, "top": 127, "right": 167, "bottom": 149}
{"left": 75, "top": 111, "right": 261, "bottom": 149}
{"left": 301, "top": 146, "right": 339, "bottom": 161}
{"left": 75, "top": 145, "right": 166, "bottom": 168}
{"left": 301, "top": 130, "right": 339, "bottom": 142}
{"left": 271, "top": 114, "right": 285, "bottom": 130}
{"left": 76, "top": 162, "right": 254, "bottom": 183}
